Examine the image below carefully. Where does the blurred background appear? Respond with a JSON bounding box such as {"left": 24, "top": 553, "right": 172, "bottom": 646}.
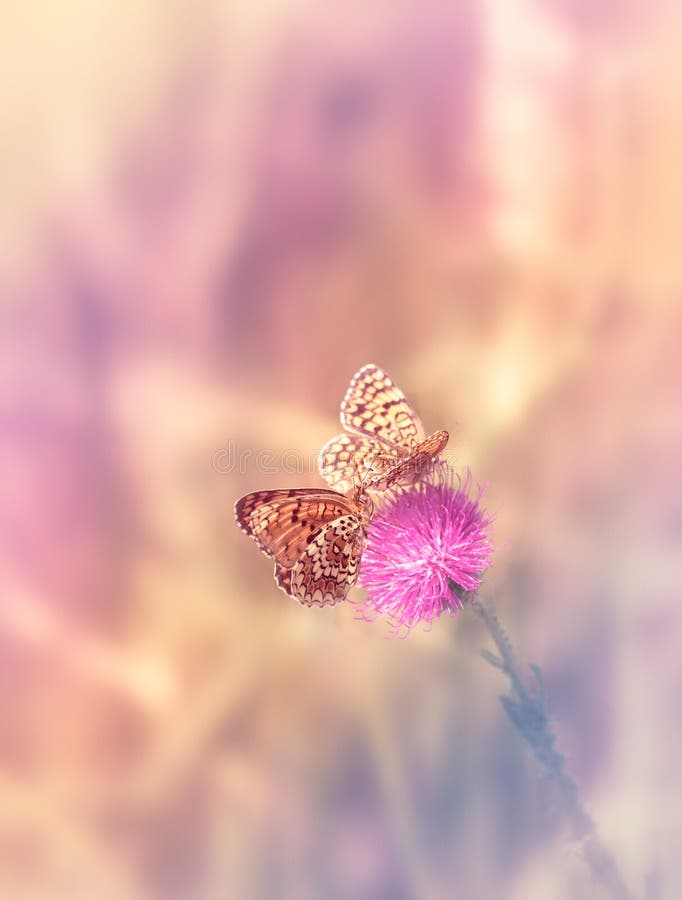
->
{"left": 1, "top": 1, "right": 681, "bottom": 897}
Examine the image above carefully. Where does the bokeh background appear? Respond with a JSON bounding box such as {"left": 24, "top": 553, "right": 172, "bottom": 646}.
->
{"left": 1, "top": 1, "right": 681, "bottom": 898}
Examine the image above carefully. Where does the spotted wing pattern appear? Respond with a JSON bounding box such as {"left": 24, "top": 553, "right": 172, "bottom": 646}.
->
{"left": 290, "top": 514, "right": 364, "bottom": 606}
{"left": 318, "top": 433, "right": 401, "bottom": 495}
{"left": 235, "top": 489, "right": 352, "bottom": 567}
{"left": 320, "top": 364, "right": 449, "bottom": 492}
{"left": 340, "top": 364, "right": 426, "bottom": 447}
{"left": 235, "top": 488, "right": 368, "bottom": 606}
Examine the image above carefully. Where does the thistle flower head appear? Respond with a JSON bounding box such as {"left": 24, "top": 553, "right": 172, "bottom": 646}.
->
{"left": 357, "top": 462, "right": 495, "bottom": 634}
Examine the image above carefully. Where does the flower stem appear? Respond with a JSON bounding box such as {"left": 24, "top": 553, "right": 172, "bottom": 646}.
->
{"left": 470, "top": 597, "right": 637, "bottom": 900}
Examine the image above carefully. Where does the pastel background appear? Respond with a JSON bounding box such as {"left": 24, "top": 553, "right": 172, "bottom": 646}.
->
{"left": 1, "top": 1, "right": 680, "bottom": 898}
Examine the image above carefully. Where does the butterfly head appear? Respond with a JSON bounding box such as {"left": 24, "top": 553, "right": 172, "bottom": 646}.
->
{"left": 352, "top": 486, "right": 374, "bottom": 524}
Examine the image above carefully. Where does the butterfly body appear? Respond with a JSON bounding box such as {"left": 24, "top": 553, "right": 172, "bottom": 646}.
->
{"left": 367, "top": 428, "right": 449, "bottom": 489}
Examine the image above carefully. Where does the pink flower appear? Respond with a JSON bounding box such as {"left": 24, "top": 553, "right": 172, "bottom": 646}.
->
{"left": 357, "top": 463, "right": 495, "bottom": 634}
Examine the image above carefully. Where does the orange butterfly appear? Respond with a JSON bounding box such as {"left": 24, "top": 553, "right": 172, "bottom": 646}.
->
{"left": 235, "top": 486, "right": 373, "bottom": 606}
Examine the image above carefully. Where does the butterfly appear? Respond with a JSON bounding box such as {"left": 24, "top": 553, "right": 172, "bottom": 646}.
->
{"left": 235, "top": 487, "right": 373, "bottom": 606}
{"left": 319, "top": 364, "right": 449, "bottom": 494}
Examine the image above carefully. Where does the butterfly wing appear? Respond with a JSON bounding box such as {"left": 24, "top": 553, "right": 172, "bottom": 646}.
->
{"left": 377, "top": 429, "right": 450, "bottom": 489}
{"left": 289, "top": 514, "right": 364, "bottom": 606}
{"left": 274, "top": 564, "right": 293, "bottom": 596}
{"left": 318, "top": 432, "right": 403, "bottom": 493}
{"left": 235, "top": 488, "right": 355, "bottom": 568}
{"left": 340, "top": 364, "right": 425, "bottom": 448}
